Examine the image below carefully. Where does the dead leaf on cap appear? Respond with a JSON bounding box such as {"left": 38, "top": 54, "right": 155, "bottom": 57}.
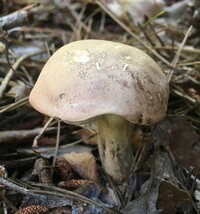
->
{"left": 63, "top": 151, "right": 100, "bottom": 181}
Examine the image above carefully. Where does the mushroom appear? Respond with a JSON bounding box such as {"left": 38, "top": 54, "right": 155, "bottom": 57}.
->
{"left": 29, "top": 40, "right": 169, "bottom": 182}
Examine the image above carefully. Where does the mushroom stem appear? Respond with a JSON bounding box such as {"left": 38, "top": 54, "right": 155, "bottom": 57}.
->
{"left": 96, "top": 114, "right": 134, "bottom": 182}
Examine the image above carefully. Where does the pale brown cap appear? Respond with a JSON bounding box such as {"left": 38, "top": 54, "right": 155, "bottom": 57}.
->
{"left": 29, "top": 40, "right": 169, "bottom": 125}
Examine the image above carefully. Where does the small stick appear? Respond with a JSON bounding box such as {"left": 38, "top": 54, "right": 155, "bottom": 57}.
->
{"left": 0, "top": 11, "right": 30, "bottom": 30}
{"left": 0, "top": 177, "right": 47, "bottom": 200}
{"left": 0, "top": 4, "right": 35, "bottom": 30}
{"left": 52, "top": 120, "right": 61, "bottom": 167}
{"left": 167, "top": 25, "right": 193, "bottom": 82}
{"left": 32, "top": 117, "right": 55, "bottom": 147}
{"left": 0, "top": 97, "right": 29, "bottom": 114}
{"left": 0, "top": 127, "right": 57, "bottom": 144}
{"left": 30, "top": 182, "right": 118, "bottom": 213}
{"left": 137, "top": 23, "right": 155, "bottom": 47}
{"left": 0, "top": 191, "right": 18, "bottom": 212}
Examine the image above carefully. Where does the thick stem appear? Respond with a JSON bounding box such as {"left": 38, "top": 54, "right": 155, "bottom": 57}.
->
{"left": 96, "top": 114, "right": 134, "bottom": 182}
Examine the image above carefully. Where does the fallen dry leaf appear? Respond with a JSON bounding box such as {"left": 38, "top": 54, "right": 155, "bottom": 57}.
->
{"left": 152, "top": 116, "right": 200, "bottom": 175}
{"left": 63, "top": 151, "right": 100, "bottom": 181}
{"left": 157, "top": 180, "right": 190, "bottom": 213}
{"left": 122, "top": 145, "right": 179, "bottom": 214}
{"left": 32, "top": 158, "right": 53, "bottom": 185}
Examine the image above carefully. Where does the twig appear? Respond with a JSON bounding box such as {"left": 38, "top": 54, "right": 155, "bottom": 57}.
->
{"left": 0, "top": 127, "right": 57, "bottom": 144}
{"left": 177, "top": 61, "right": 200, "bottom": 67}
{"left": 0, "top": 4, "right": 35, "bottom": 30}
{"left": 30, "top": 182, "right": 119, "bottom": 213}
{"left": 0, "top": 191, "right": 18, "bottom": 212}
{"left": 137, "top": 23, "right": 155, "bottom": 47}
{"left": 0, "top": 97, "right": 29, "bottom": 114}
{"left": 0, "top": 177, "right": 118, "bottom": 213}
{"left": 18, "top": 134, "right": 95, "bottom": 155}
{"left": 65, "top": 3, "right": 92, "bottom": 34}
{"left": 155, "top": 46, "right": 200, "bottom": 54}
{"left": 148, "top": 21, "right": 165, "bottom": 47}
{"left": 172, "top": 88, "right": 197, "bottom": 104}
{"left": 32, "top": 117, "right": 55, "bottom": 147}
{"left": 52, "top": 120, "right": 61, "bottom": 167}
{"left": 0, "top": 177, "right": 46, "bottom": 200}
{"left": 2, "top": 157, "right": 37, "bottom": 169}
{"left": 167, "top": 25, "right": 193, "bottom": 82}
{"left": 0, "top": 11, "right": 30, "bottom": 30}
{"left": 98, "top": 166, "right": 124, "bottom": 208}
{"left": 178, "top": 180, "right": 200, "bottom": 214}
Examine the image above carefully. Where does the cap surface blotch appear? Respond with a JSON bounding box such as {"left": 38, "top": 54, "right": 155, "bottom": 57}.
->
{"left": 73, "top": 50, "right": 90, "bottom": 63}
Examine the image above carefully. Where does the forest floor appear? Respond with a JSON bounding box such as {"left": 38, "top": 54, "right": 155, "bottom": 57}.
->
{"left": 0, "top": 0, "right": 200, "bottom": 213}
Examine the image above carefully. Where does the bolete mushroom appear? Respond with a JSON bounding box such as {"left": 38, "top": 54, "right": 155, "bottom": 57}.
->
{"left": 29, "top": 40, "right": 169, "bottom": 182}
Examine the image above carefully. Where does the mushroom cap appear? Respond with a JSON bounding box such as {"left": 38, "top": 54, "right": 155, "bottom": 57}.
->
{"left": 29, "top": 40, "right": 169, "bottom": 125}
